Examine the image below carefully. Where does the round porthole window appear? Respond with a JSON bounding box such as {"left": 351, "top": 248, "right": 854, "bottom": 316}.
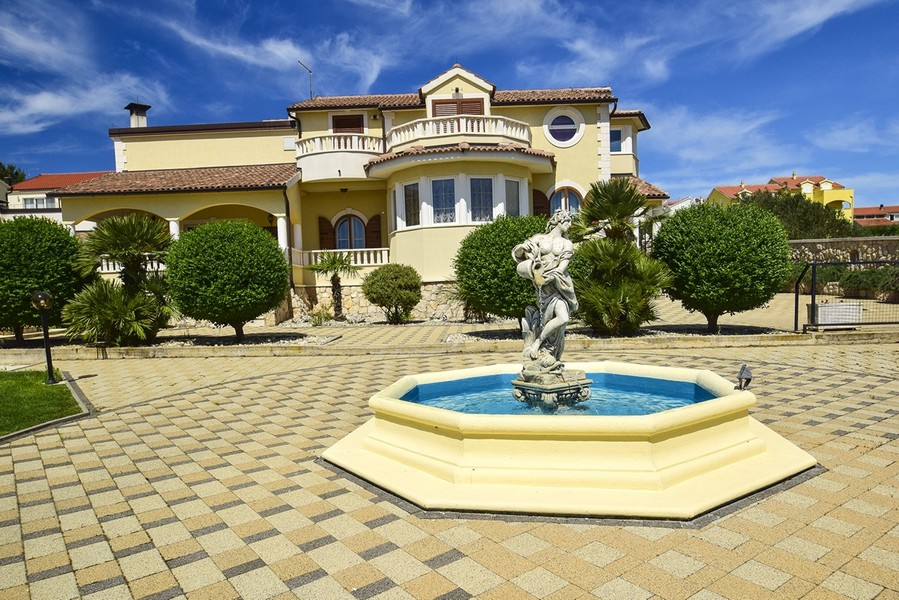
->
{"left": 543, "top": 107, "right": 585, "bottom": 148}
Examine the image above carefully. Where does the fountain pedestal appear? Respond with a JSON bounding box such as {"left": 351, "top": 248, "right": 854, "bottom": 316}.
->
{"left": 511, "top": 368, "right": 591, "bottom": 408}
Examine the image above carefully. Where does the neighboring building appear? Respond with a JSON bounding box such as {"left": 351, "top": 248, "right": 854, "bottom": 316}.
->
{"left": 708, "top": 173, "right": 854, "bottom": 220}
{"left": 2, "top": 172, "right": 111, "bottom": 233}
{"left": 57, "top": 64, "right": 667, "bottom": 316}
{"left": 854, "top": 204, "right": 899, "bottom": 228}
{"left": 0, "top": 180, "right": 9, "bottom": 210}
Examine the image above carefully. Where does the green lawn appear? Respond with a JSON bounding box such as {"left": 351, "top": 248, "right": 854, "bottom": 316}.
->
{"left": 0, "top": 371, "right": 82, "bottom": 437}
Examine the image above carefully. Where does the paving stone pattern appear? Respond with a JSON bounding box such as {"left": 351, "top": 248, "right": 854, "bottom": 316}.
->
{"left": 0, "top": 338, "right": 897, "bottom": 598}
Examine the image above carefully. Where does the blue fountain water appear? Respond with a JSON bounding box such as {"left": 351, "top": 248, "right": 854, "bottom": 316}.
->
{"left": 400, "top": 373, "right": 716, "bottom": 416}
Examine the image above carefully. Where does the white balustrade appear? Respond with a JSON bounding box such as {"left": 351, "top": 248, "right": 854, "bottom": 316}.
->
{"left": 98, "top": 254, "right": 166, "bottom": 275}
{"left": 293, "top": 248, "right": 390, "bottom": 268}
{"left": 386, "top": 115, "right": 531, "bottom": 150}
{"left": 296, "top": 134, "right": 383, "bottom": 156}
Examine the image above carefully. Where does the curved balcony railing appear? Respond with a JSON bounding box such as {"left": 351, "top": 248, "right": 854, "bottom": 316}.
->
{"left": 296, "top": 134, "right": 383, "bottom": 156}
{"left": 387, "top": 115, "right": 531, "bottom": 151}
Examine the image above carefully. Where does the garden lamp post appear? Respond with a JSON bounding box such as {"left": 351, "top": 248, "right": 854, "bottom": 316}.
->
{"left": 31, "top": 291, "right": 58, "bottom": 385}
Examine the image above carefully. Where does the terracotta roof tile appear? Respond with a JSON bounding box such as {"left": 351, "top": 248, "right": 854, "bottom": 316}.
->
{"left": 713, "top": 184, "right": 782, "bottom": 199}
{"left": 289, "top": 88, "right": 615, "bottom": 112}
{"left": 854, "top": 204, "right": 899, "bottom": 216}
{"left": 289, "top": 94, "right": 421, "bottom": 111}
{"left": 366, "top": 143, "right": 555, "bottom": 169}
{"left": 769, "top": 175, "right": 844, "bottom": 189}
{"left": 55, "top": 164, "right": 297, "bottom": 196}
{"left": 855, "top": 218, "right": 894, "bottom": 227}
{"left": 613, "top": 175, "right": 669, "bottom": 199}
{"left": 492, "top": 88, "right": 614, "bottom": 104}
{"left": 13, "top": 172, "right": 112, "bottom": 191}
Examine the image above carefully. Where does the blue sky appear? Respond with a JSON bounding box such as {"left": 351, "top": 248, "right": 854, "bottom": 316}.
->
{"left": 1, "top": 0, "right": 897, "bottom": 206}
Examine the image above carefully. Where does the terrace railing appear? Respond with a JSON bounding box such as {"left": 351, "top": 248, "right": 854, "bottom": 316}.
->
{"left": 793, "top": 260, "right": 899, "bottom": 332}
{"left": 291, "top": 248, "right": 389, "bottom": 268}
{"left": 386, "top": 115, "right": 531, "bottom": 151}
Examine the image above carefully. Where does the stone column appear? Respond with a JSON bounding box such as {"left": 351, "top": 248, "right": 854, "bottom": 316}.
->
{"left": 276, "top": 215, "right": 288, "bottom": 249}
{"left": 168, "top": 219, "right": 180, "bottom": 240}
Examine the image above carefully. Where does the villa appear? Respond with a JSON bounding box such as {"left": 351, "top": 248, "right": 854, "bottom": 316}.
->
{"left": 708, "top": 173, "right": 854, "bottom": 220}
{"left": 56, "top": 65, "right": 667, "bottom": 317}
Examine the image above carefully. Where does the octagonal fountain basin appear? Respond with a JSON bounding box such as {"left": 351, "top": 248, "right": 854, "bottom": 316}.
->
{"left": 322, "top": 361, "right": 817, "bottom": 520}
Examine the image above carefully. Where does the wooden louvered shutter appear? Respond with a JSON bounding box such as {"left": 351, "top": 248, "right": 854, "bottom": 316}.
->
{"left": 318, "top": 217, "right": 336, "bottom": 249}
{"left": 532, "top": 190, "right": 550, "bottom": 217}
{"left": 365, "top": 215, "right": 382, "bottom": 248}
{"left": 433, "top": 101, "right": 458, "bottom": 117}
{"left": 459, "top": 99, "right": 484, "bottom": 115}
{"left": 432, "top": 98, "right": 485, "bottom": 117}
{"left": 332, "top": 115, "right": 363, "bottom": 133}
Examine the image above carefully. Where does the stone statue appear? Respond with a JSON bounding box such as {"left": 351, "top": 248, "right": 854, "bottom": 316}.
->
{"left": 512, "top": 209, "right": 578, "bottom": 370}
{"left": 511, "top": 209, "right": 590, "bottom": 407}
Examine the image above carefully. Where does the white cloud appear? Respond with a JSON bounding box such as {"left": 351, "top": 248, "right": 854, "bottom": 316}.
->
{"left": 344, "top": 0, "right": 413, "bottom": 16}
{"left": 806, "top": 114, "right": 899, "bottom": 153}
{"left": 735, "top": 0, "right": 890, "bottom": 59}
{"left": 0, "top": 75, "right": 169, "bottom": 135}
{"left": 0, "top": 0, "right": 93, "bottom": 76}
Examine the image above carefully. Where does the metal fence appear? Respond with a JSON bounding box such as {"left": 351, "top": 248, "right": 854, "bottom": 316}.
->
{"left": 794, "top": 260, "right": 899, "bottom": 332}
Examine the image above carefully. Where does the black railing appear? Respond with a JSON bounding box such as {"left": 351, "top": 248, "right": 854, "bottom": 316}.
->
{"left": 794, "top": 260, "right": 899, "bottom": 332}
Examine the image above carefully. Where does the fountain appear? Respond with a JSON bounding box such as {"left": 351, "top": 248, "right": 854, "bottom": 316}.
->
{"left": 323, "top": 211, "right": 816, "bottom": 519}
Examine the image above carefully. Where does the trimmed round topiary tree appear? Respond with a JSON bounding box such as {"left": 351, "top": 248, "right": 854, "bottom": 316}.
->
{"left": 0, "top": 216, "right": 83, "bottom": 343}
{"left": 651, "top": 202, "right": 791, "bottom": 333}
{"left": 452, "top": 215, "right": 547, "bottom": 319}
{"left": 166, "top": 220, "right": 289, "bottom": 341}
{"left": 362, "top": 263, "right": 422, "bottom": 324}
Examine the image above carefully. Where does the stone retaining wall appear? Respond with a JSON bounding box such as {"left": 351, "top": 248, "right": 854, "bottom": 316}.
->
{"left": 293, "top": 282, "right": 465, "bottom": 322}
{"left": 789, "top": 237, "right": 899, "bottom": 263}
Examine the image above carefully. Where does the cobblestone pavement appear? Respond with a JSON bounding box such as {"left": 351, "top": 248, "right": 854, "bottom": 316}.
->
{"left": 1, "top": 336, "right": 897, "bottom": 599}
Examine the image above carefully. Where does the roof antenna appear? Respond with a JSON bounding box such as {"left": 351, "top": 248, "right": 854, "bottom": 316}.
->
{"left": 297, "top": 60, "right": 313, "bottom": 99}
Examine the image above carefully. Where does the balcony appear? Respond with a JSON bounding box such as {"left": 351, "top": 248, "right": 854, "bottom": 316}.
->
{"left": 292, "top": 248, "right": 389, "bottom": 268}
{"left": 292, "top": 248, "right": 390, "bottom": 287}
{"left": 387, "top": 115, "right": 531, "bottom": 152}
{"left": 295, "top": 134, "right": 383, "bottom": 182}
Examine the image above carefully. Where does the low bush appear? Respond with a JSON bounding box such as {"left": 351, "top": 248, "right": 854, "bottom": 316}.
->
{"left": 845, "top": 269, "right": 884, "bottom": 297}
{"left": 362, "top": 263, "right": 422, "bottom": 324}
{"left": 453, "top": 216, "right": 547, "bottom": 319}
{"left": 0, "top": 217, "right": 84, "bottom": 342}
{"left": 166, "top": 220, "right": 289, "bottom": 342}
{"left": 652, "top": 203, "right": 790, "bottom": 333}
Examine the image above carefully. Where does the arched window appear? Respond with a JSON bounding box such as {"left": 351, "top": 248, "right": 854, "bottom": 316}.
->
{"left": 550, "top": 187, "right": 582, "bottom": 213}
{"left": 336, "top": 215, "right": 366, "bottom": 249}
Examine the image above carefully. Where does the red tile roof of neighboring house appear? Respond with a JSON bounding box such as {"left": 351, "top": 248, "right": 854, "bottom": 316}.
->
{"left": 55, "top": 164, "right": 298, "bottom": 196}
{"left": 712, "top": 184, "right": 781, "bottom": 199}
{"left": 854, "top": 204, "right": 899, "bottom": 216}
{"left": 365, "top": 142, "right": 556, "bottom": 169}
{"left": 12, "top": 172, "right": 112, "bottom": 191}
{"left": 613, "top": 175, "right": 669, "bottom": 200}
{"left": 855, "top": 218, "right": 894, "bottom": 227}
{"left": 769, "top": 175, "right": 844, "bottom": 190}
{"left": 288, "top": 88, "right": 616, "bottom": 112}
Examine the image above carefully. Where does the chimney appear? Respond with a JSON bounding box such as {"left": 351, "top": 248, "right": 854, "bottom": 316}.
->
{"left": 791, "top": 171, "right": 797, "bottom": 180}
{"left": 124, "top": 102, "right": 151, "bottom": 128}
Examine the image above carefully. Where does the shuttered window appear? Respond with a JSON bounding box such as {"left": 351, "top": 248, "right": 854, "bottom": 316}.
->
{"left": 431, "top": 99, "right": 484, "bottom": 117}
{"left": 332, "top": 114, "right": 364, "bottom": 133}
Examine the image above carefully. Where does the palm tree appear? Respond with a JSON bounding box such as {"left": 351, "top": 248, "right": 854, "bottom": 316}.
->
{"left": 308, "top": 251, "right": 360, "bottom": 321}
{"left": 572, "top": 177, "right": 652, "bottom": 242}
{"left": 77, "top": 213, "right": 171, "bottom": 294}
{"left": 66, "top": 213, "right": 172, "bottom": 345}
